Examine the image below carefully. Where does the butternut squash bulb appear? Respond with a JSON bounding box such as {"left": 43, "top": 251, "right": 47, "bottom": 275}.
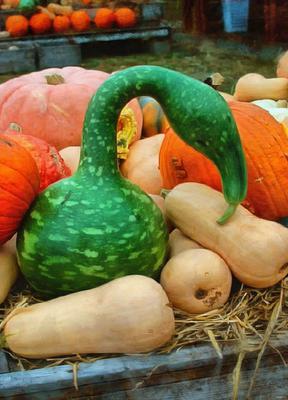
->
{"left": 233, "top": 73, "right": 288, "bottom": 101}
{"left": 160, "top": 249, "right": 232, "bottom": 314}
{"left": 169, "top": 228, "right": 201, "bottom": 258}
{"left": 164, "top": 183, "right": 288, "bottom": 288}
{"left": 0, "top": 235, "right": 19, "bottom": 304}
{"left": 4, "top": 275, "right": 175, "bottom": 358}
{"left": 120, "top": 134, "right": 164, "bottom": 195}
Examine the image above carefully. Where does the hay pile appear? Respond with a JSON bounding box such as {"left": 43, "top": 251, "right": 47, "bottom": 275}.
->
{"left": 1, "top": 276, "right": 287, "bottom": 374}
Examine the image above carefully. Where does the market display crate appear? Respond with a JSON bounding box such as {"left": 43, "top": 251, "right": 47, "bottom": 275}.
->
{"left": 0, "top": 41, "right": 36, "bottom": 73}
{"left": 36, "top": 42, "right": 81, "bottom": 68}
{"left": 0, "top": 1, "right": 171, "bottom": 73}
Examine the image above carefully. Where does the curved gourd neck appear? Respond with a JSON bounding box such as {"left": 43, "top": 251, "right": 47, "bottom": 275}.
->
{"left": 78, "top": 67, "right": 171, "bottom": 177}
{"left": 77, "top": 66, "right": 247, "bottom": 223}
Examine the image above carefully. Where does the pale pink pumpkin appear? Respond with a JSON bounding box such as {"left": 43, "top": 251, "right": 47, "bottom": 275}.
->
{"left": 0, "top": 66, "right": 142, "bottom": 150}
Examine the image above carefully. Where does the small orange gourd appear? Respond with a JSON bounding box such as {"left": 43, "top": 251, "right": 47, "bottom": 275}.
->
{"left": 5, "top": 15, "right": 29, "bottom": 37}
{"left": 94, "top": 8, "right": 115, "bottom": 29}
{"left": 70, "top": 10, "right": 90, "bottom": 32}
{"left": 114, "top": 7, "right": 136, "bottom": 28}
{"left": 159, "top": 100, "right": 288, "bottom": 221}
{"left": 53, "top": 15, "right": 71, "bottom": 33}
{"left": 29, "top": 13, "right": 52, "bottom": 35}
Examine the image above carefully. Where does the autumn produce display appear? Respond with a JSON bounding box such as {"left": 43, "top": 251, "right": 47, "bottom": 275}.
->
{"left": 2, "top": 5, "right": 138, "bottom": 37}
{"left": 0, "top": 64, "right": 288, "bottom": 363}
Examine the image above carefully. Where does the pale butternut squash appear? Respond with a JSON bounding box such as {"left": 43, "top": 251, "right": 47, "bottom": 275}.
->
{"left": 59, "top": 146, "right": 80, "bottom": 175}
{"left": 149, "top": 194, "right": 173, "bottom": 232}
{"left": 160, "top": 249, "right": 232, "bottom": 314}
{"left": 3, "top": 275, "right": 175, "bottom": 358}
{"left": 234, "top": 73, "right": 288, "bottom": 102}
{"left": 0, "top": 235, "right": 19, "bottom": 304}
{"left": 218, "top": 91, "right": 234, "bottom": 102}
{"left": 169, "top": 228, "right": 201, "bottom": 258}
{"left": 277, "top": 51, "right": 288, "bottom": 79}
{"left": 120, "top": 134, "right": 164, "bottom": 195}
{"left": 164, "top": 183, "right": 288, "bottom": 288}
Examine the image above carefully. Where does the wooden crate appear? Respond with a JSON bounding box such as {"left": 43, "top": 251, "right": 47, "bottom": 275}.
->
{"left": 36, "top": 44, "right": 82, "bottom": 69}
{"left": 0, "top": 336, "right": 287, "bottom": 399}
{"left": 0, "top": 42, "right": 36, "bottom": 74}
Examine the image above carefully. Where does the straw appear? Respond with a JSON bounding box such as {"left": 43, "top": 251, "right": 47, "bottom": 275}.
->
{"left": 0, "top": 277, "right": 287, "bottom": 398}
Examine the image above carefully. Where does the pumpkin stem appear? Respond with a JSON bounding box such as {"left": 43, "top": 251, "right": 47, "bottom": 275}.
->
{"left": 217, "top": 204, "right": 237, "bottom": 225}
{"left": 45, "top": 74, "right": 65, "bottom": 85}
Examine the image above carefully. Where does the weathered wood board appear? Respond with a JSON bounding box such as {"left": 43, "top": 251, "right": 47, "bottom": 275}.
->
{"left": 0, "top": 336, "right": 287, "bottom": 399}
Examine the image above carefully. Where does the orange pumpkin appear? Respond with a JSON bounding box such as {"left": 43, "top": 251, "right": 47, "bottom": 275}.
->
{"left": 53, "top": 15, "right": 71, "bottom": 33}
{"left": 0, "top": 134, "right": 40, "bottom": 245}
{"left": 5, "top": 126, "right": 71, "bottom": 192}
{"left": 159, "top": 100, "right": 288, "bottom": 221}
{"left": 29, "top": 13, "right": 52, "bottom": 35}
{"left": 94, "top": 8, "right": 115, "bottom": 29}
{"left": 70, "top": 10, "right": 90, "bottom": 32}
{"left": 5, "top": 15, "right": 29, "bottom": 37}
{"left": 114, "top": 7, "right": 136, "bottom": 28}
{"left": 0, "top": 67, "right": 141, "bottom": 151}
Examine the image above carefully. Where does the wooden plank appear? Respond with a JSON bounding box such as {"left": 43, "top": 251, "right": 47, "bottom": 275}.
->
{"left": 1, "top": 363, "right": 287, "bottom": 399}
{"left": 0, "top": 336, "right": 287, "bottom": 399}
{"left": 0, "top": 26, "right": 171, "bottom": 46}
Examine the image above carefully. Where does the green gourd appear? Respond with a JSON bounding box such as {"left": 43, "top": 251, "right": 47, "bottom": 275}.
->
{"left": 16, "top": 66, "right": 247, "bottom": 297}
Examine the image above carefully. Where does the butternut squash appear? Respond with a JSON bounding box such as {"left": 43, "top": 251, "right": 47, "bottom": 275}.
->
{"left": 59, "top": 146, "right": 80, "bottom": 175}
{"left": 120, "top": 134, "right": 164, "bottom": 195}
{"left": 218, "top": 91, "right": 234, "bottom": 102}
{"left": 3, "top": 275, "right": 175, "bottom": 358}
{"left": 234, "top": 73, "right": 288, "bottom": 102}
{"left": 149, "top": 194, "right": 173, "bottom": 232}
{"left": 160, "top": 249, "right": 232, "bottom": 314}
{"left": 0, "top": 235, "right": 19, "bottom": 304}
{"left": 164, "top": 183, "right": 288, "bottom": 288}
{"left": 169, "top": 228, "right": 201, "bottom": 258}
{"left": 277, "top": 51, "right": 288, "bottom": 79}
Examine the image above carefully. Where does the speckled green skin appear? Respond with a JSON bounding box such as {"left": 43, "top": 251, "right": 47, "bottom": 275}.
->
{"left": 16, "top": 66, "right": 247, "bottom": 297}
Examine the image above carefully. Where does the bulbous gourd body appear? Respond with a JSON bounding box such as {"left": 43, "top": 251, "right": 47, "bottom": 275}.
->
{"left": 17, "top": 66, "right": 247, "bottom": 297}
{"left": 17, "top": 174, "right": 167, "bottom": 296}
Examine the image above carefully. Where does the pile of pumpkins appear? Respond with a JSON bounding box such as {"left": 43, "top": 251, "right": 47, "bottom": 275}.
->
{"left": 4, "top": 5, "right": 137, "bottom": 37}
{"left": 1, "top": 61, "right": 288, "bottom": 360}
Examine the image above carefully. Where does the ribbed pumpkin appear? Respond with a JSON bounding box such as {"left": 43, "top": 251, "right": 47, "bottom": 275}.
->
{"left": 94, "top": 8, "right": 115, "bottom": 29}
{"left": 0, "top": 134, "right": 40, "bottom": 245}
{"left": 5, "top": 125, "right": 71, "bottom": 192}
{"left": 53, "top": 15, "right": 71, "bottom": 33}
{"left": 70, "top": 10, "right": 90, "bottom": 32}
{"left": 159, "top": 100, "right": 288, "bottom": 221}
{"left": 0, "top": 67, "right": 142, "bottom": 150}
{"left": 114, "top": 7, "right": 136, "bottom": 28}
{"left": 29, "top": 13, "right": 52, "bottom": 35}
{"left": 5, "top": 15, "right": 29, "bottom": 37}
